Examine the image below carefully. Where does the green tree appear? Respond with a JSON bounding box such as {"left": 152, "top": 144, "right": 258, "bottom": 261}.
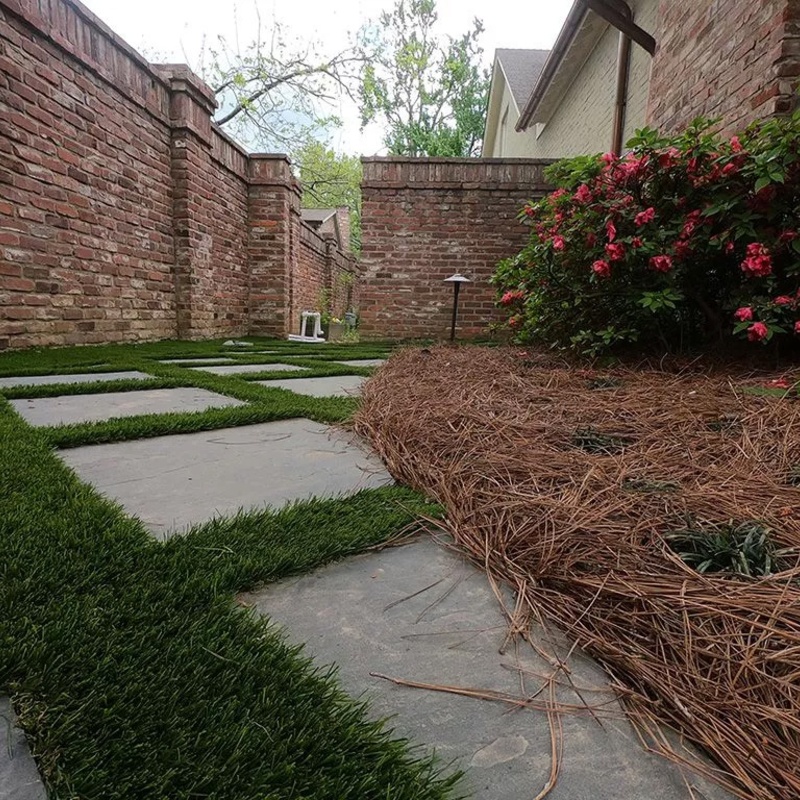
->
{"left": 358, "top": 0, "right": 490, "bottom": 157}
{"left": 198, "top": 15, "right": 362, "bottom": 152}
{"left": 295, "top": 141, "right": 363, "bottom": 252}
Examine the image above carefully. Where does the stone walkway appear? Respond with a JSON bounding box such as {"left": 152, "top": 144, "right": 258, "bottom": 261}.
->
{"left": 244, "top": 538, "right": 733, "bottom": 800}
{"left": 1, "top": 350, "right": 735, "bottom": 798}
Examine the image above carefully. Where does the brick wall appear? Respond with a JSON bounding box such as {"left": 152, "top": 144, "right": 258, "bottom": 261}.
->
{"left": 359, "top": 158, "right": 553, "bottom": 341}
{"left": 0, "top": 0, "right": 352, "bottom": 349}
{"left": 648, "top": 0, "right": 800, "bottom": 134}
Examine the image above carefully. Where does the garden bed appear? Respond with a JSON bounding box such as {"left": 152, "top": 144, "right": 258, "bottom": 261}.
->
{"left": 355, "top": 346, "right": 800, "bottom": 800}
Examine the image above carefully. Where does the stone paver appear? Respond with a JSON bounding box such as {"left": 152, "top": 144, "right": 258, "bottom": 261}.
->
{"left": 0, "top": 698, "right": 46, "bottom": 800}
{"left": 190, "top": 363, "right": 308, "bottom": 375}
{"left": 334, "top": 359, "right": 386, "bottom": 367}
{"left": 11, "top": 387, "right": 245, "bottom": 427}
{"left": 246, "top": 538, "right": 733, "bottom": 800}
{"left": 258, "top": 375, "right": 367, "bottom": 398}
{"left": 60, "top": 419, "right": 393, "bottom": 537}
{"left": 0, "top": 370, "right": 151, "bottom": 389}
{"left": 158, "top": 358, "right": 235, "bottom": 365}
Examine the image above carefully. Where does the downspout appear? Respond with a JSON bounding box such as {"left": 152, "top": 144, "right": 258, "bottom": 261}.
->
{"left": 611, "top": 26, "right": 632, "bottom": 155}
{"left": 609, "top": 0, "right": 634, "bottom": 155}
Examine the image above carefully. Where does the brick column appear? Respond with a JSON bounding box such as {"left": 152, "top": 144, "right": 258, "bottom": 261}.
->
{"left": 152, "top": 65, "right": 217, "bottom": 339}
{"left": 247, "top": 155, "right": 301, "bottom": 337}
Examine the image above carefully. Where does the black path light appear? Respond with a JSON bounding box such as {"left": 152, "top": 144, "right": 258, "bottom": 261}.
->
{"left": 443, "top": 273, "right": 471, "bottom": 342}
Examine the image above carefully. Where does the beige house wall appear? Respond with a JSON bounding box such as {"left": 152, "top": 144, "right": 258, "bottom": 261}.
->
{"left": 485, "top": 80, "right": 541, "bottom": 157}
{"left": 485, "top": 0, "right": 658, "bottom": 159}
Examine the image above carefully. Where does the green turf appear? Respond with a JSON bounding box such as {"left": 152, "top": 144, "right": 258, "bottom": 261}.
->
{"left": 0, "top": 338, "right": 390, "bottom": 448}
{"left": 0, "top": 338, "right": 465, "bottom": 798}
{"left": 0, "top": 394, "right": 463, "bottom": 799}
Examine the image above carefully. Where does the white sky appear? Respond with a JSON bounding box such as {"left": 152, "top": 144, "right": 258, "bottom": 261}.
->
{"left": 82, "top": 0, "right": 573, "bottom": 154}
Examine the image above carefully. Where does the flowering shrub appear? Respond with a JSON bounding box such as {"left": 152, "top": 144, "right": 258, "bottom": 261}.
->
{"left": 492, "top": 114, "right": 800, "bottom": 355}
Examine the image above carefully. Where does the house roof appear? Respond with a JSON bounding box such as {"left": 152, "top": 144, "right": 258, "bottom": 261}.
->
{"left": 300, "top": 208, "right": 337, "bottom": 225}
{"left": 495, "top": 49, "right": 550, "bottom": 111}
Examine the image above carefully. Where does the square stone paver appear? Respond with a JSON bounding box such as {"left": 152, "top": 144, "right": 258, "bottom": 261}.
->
{"left": 60, "top": 419, "right": 392, "bottom": 538}
{"left": 158, "top": 358, "right": 235, "bottom": 365}
{"left": 0, "top": 698, "right": 46, "bottom": 800}
{"left": 190, "top": 363, "right": 308, "bottom": 375}
{"left": 334, "top": 359, "right": 386, "bottom": 367}
{"left": 11, "top": 387, "right": 245, "bottom": 427}
{"left": 259, "top": 375, "right": 367, "bottom": 398}
{"left": 0, "top": 371, "right": 151, "bottom": 389}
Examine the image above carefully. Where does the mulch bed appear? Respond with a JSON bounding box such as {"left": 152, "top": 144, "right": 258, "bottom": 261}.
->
{"left": 354, "top": 346, "right": 800, "bottom": 800}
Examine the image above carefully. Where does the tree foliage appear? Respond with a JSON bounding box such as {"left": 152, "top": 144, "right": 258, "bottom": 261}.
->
{"left": 294, "top": 141, "right": 363, "bottom": 252}
{"left": 358, "top": 0, "right": 489, "bottom": 157}
{"left": 198, "top": 15, "right": 362, "bottom": 152}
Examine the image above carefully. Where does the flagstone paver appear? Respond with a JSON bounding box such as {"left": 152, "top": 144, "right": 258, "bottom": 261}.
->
{"left": 334, "top": 359, "right": 386, "bottom": 367}
{"left": 0, "top": 370, "right": 151, "bottom": 388}
{"left": 190, "top": 363, "right": 309, "bottom": 375}
{"left": 60, "top": 419, "right": 392, "bottom": 538}
{"left": 245, "top": 538, "right": 734, "bottom": 800}
{"left": 158, "top": 358, "right": 236, "bottom": 365}
{"left": 258, "top": 375, "right": 366, "bottom": 398}
{"left": 11, "top": 387, "right": 245, "bottom": 427}
{"left": 0, "top": 698, "right": 47, "bottom": 800}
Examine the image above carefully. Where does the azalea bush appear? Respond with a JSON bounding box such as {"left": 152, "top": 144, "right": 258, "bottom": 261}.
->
{"left": 493, "top": 113, "right": 800, "bottom": 355}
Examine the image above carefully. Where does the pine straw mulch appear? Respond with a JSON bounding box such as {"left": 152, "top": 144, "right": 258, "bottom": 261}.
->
{"left": 353, "top": 346, "right": 800, "bottom": 800}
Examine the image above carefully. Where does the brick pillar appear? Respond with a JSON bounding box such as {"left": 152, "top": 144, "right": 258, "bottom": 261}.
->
{"left": 247, "top": 155, "right": 301, "bottom": 337}
{"left": 152, "top": 65, "right": 217, "bottom": 339}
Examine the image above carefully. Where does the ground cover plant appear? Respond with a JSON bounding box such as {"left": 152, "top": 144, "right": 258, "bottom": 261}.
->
{"left": 493, "top": 111, "right": 800, "bottom": 356}
{"left": 0, "top": 338, "right": 467, "bottom": 798}
{"left": 355, "top": 346, "right": 800, "bottom": 800}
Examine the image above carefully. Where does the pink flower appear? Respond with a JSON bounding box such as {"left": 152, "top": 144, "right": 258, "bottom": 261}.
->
{"left": 725, "top": 241, "right": 735, "bottom": 254}
{"left": 605, "top": 242, "right": 626, "bottom": 262}
{"left": 606, "top": 220, "right": 617, "bottom": 242}
{"left": 501, "top": 290, "right": 525, "bottom": 306}
{"left": 674, "top": 240, "right": 693, "bottom": 258}
{"left": 747, "top": 321, "right": 769, "bottom": 342}
{"left": 634, "top": 207, "right": 656, "bottom": 226}
{"left": 779, "top": 230, "right": 798, "bottom": 244}
{"left": 740, "top": 243, "right": 772, "bottom": 278}
{"left": 550, "top": 188, "right": 568, "bottom": 200}
{"left": 592, "top": 260, "right": 612, "bottom": 278}
{"left": 795, "top": 321, "right": 800, "bottom": 335}
{"left": 658, "top": 147, "right": 681, "bottom": 168}
{"left": 649, "top": 254, "right": 673, "bottom": 273}
{"left": 774, "top": 295, "right": 793, "bottom": 306}
{"left": 552, "top": 235, "right": 566, "bottom": 252}
{"left": 523, "top": 205, "right": 535, "bottom": 218}
{"left": 722, "top": 162, "right": 738, "bottom": 177}
{"left": 574, "top": 184, "right": 593, "bottom": 204}
{"left": 734, "top": 306, "right": 753, "bottom": 322}
{"left": 586, "top": 232, "right": 597, "bottom": 247}
{"left": 631, "top": 237, "right": 643, "bottom": 248}
{"left": 681, "top": 209, "right": 703, "bottom": 239}
{"left": 730, "top": 136, "right": 743, "bottom": 153}
{"left": 765, "top": 378, "right": 790, "bottom": 389}
{"left": 601, "top": 152, "right": 616, "bottom": 166}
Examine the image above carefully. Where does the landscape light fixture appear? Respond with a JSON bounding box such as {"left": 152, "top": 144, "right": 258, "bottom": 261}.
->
{"left": 443, "top": 273, "right": 471, "bottom": 342}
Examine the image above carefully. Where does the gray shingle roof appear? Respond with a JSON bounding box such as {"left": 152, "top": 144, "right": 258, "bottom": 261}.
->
{"left": 495, "top": 49, "right": 550, "bottom": 110}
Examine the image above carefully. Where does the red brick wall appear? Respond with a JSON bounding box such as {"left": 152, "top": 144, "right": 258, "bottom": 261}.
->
{"left": 648, "top": 0, "right": 800, "bottom": 134}
{"left": 0, "top": 0, "right": 353, "bottom": 349}
{"left": 359, "top": 158, "right": 553, "bottom": 340}
{"left": 1, "top": 0, "right": 176, "bottom": 348}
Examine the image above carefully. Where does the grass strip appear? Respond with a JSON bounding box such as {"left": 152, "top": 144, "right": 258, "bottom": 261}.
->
{"left": 0, "top": 377, "right": 183, "bottom": 400}
{"left": 0, "top": 399, "right": 462, "bottom": 799}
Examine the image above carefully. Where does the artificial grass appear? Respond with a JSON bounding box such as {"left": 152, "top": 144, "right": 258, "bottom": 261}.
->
{"left": 0, "top": 338, "right": 389, "bottom": 448}
{"left": 0, "top": 398, "right": 463, "bottom": 799}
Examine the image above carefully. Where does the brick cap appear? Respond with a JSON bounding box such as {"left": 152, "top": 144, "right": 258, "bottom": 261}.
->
{"left": 151, "top": 64, "right": 217, "bottom": 112}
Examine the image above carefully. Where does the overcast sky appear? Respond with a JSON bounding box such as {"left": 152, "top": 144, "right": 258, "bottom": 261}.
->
{"left": 82, "top": 0, "right": 573, "bottom": 154}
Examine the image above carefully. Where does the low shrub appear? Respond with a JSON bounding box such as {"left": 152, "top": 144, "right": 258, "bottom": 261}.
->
{"left": 493, "top": 112, "right": 800, "bottom": 355}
